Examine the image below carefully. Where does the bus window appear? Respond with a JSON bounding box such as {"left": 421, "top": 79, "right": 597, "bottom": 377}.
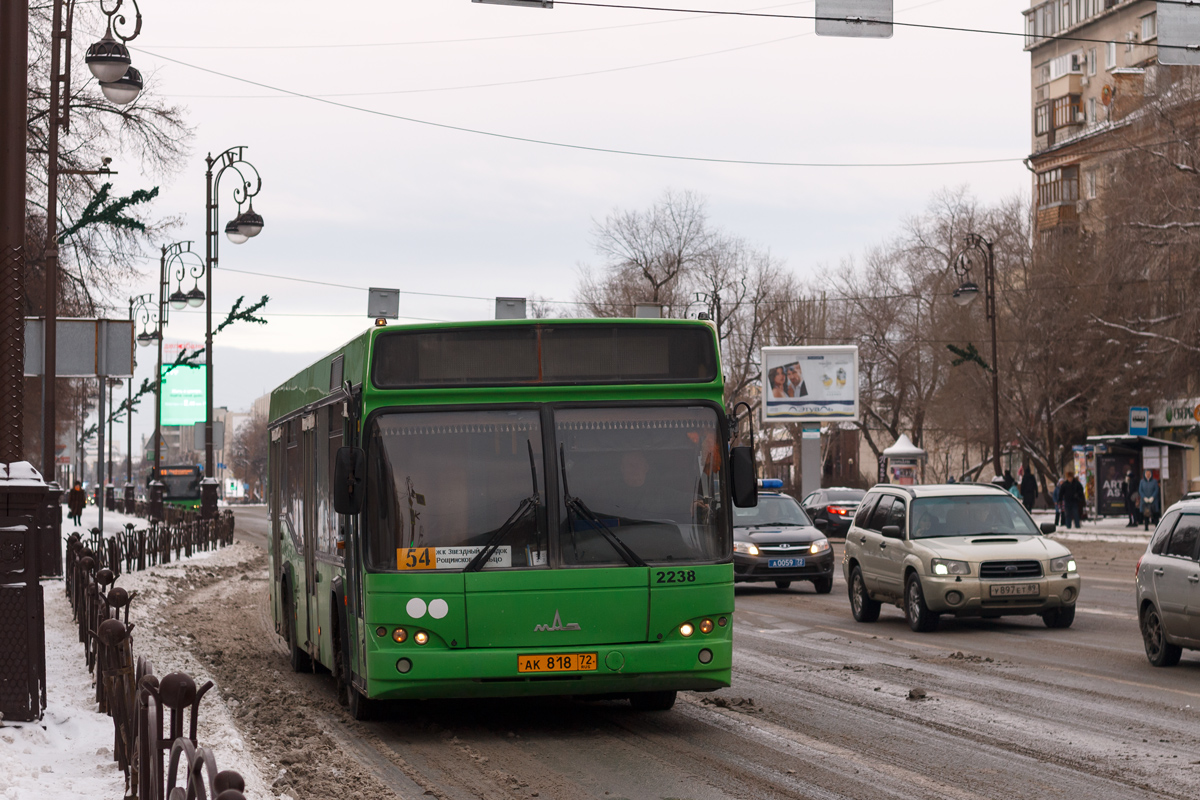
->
{"left": 555, "top": 406, "right": 727, "bottom": 566}
{"left": 365, "top": 410, "right": 547, "bottom": 571}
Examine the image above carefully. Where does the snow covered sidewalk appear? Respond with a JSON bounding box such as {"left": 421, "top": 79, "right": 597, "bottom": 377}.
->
{"left": 1, "top": 506, "right": 273, "bottom": 800}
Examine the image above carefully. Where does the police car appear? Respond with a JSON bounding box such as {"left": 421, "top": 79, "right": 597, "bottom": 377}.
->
{"left": 732, "top": 480, "right": 834, "bottom": 592}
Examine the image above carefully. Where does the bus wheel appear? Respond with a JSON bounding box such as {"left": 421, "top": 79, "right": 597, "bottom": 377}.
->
{"left": 285, "top": 588, "right": 311, "bottom": 673}
{"left": 629, "top": 691, "right": 676, "bottom": 711}
{"left": 348, "top": 685, "right": 379, "bottom": 721}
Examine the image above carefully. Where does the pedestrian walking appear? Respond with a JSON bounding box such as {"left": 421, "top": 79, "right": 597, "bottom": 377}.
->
{"left": 1052, "top": 476, "right": 1065, "bottom": 527}
{"left": 67, "top": 480, "right": 86, "bottom": 527}
{"left": 1139, "top": 469, "right": 1161, "bottom": 532}
{"left": 1002, "top": 469, "right": 1016, "bottom": 491}
{"left": 1020, "top": 468, "right": 1038, "bottom": 512}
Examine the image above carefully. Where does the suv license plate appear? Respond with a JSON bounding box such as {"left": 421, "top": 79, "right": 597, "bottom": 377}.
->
{"left": 517, "top": 653, "right": 597, "bottom": 673}
{"left": 989, "top": 583, "right": 1040, "bottom": 597}
{"left": 769, "top": 558, "right": 804, "bottom": 568}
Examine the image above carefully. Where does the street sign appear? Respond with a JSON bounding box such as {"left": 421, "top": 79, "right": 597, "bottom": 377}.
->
{"left": 1129, "top": 406, "right": 1150, "bottom": 437}
{"left": 815, "top": 0, "right": 893, "bottom": 39}
{"left": 24, "top": 318, "right": 134, "bottom": 377}
{"left": 193, "top": 420, "right": 225, "bottom": 450}
{"left": 1158, "top": 3, "right": 1200, "bottom": 66}
{"left": 368, "top": 288, "right": 400, "bottom": 319}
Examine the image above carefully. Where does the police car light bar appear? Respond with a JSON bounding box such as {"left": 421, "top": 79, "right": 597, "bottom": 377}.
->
{"left": 758, "top": 479, "right": 784, "bottom": 489}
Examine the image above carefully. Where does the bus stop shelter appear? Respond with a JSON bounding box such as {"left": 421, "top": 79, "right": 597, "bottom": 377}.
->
{"left": 1086, "top": 434, "right": 1194, "bottom": 516}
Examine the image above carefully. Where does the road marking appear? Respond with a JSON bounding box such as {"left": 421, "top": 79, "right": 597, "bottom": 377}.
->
{"left": 1074, "top": 606, "right": 1137, "bottom": 620}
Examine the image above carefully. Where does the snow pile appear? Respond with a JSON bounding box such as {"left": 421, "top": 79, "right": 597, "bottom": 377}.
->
{"left": 1, "top": 506, "right": 272, "bottom": 799}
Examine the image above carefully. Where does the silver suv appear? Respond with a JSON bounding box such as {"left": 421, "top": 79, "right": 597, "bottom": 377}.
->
{"left": 1135, "top": 499, "right": 1200, "bottom": 666}
{"left": 842, "top": 484, "right": 1081, "bottom": 632}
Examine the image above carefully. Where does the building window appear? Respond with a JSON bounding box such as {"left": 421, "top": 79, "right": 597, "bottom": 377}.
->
{"left": 1053, "top": 94, "right": 1083, "bottom": 128}
{"left": 1038, "top": 166, "right": 1079, "bottom": 208}
{"left": 1106, "top": 41, "right": 1116, "bottom": 69}
{"left": 1035, "top": 103, "right": 1052, "bottom": 136}
{"left": 1088, "top": 47, "right": 1096, "bottom": 75}
{"left": 1087, "top": 96, "right": 1096, "bottom": 123}
{"left": 1049, "top": 51, "right": 1085, "bottom": 80}
{"left": 1084, "top": 170, "right": 1097, "bottom": 200}
{"left": 1141, "top": 12, "right": 1157, "bottom": 43}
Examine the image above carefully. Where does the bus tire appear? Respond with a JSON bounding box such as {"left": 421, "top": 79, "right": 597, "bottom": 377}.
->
{"left": 629, "top": 690, "right": 676, "bottom": 711}
{"left": 348, "top": 684, "right": 380, "bottom": 721}
{"left": 284, "top": 585, "right": 311, "bottom": 673}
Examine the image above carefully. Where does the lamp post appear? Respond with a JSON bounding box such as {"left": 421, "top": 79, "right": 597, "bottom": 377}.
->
{"left": 953, "top": 233, "right": 1002, "bottom": 477}
{"left": 41, "top": 0, "right": 143, "bottom": 484}
{"left": 201, "top": 148, "right": 264, "bottom": 518}
{"left": 148, "top": 242, "right": 204, "bottom": 521}
{"left": 127, "top": 292, "right": 156, "bottom": 510}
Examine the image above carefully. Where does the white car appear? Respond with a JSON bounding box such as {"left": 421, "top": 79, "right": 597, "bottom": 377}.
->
{"left": 1135, "top": 497, "right": 1200, "bottom": 666}
{"left": 842, "top": 484, "right": 1081, "bottom": 632}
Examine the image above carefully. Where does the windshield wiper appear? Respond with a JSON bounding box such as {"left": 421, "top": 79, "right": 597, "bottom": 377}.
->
{"left": 464, "top": 441, "right": 540, "bottom": 573}
{"left": 560, "top": 444, "right": 647, "bottom": 568}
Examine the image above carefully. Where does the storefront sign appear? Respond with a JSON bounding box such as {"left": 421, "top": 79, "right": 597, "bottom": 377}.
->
{"left": 1152, "top": 397, "right": 1200, "bottom": 428}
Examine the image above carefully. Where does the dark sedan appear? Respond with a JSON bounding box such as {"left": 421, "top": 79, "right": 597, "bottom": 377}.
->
{"left": 733, "top": 490, "right": 834, "bottom": 592}
{"left": 801, "top": 487, "right": 865, "bottom": 539}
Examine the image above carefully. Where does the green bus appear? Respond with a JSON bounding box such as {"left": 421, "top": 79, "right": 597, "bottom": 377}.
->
{"left": 267, "top": 318, "right": 756, "bottom": 718}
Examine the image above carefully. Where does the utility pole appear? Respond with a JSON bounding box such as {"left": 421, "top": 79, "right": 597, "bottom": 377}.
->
{"left": 0, "top": 0, "right": 28, "bottom": 463}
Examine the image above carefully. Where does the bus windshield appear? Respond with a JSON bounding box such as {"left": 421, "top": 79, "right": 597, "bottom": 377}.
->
{"left": 556, "top": 406, "right": 726, "bottom": 566}
{"left": 363, "top": 405, "right": 729, "bottom": 571}
{"left": 365, "top": 410, "right": 547, "bottom": 571}
{"left": 157, "top": 466, "right": 201, "bottom": 502}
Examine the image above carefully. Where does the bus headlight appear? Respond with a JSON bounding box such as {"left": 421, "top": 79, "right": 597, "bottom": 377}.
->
{"left": 393, "top": 628, "right": 407, "bottom": 643}
{"left": 699, "top": 619, "right": 714, "bottom": 634}
{"left": 679, "top": 623, "right": 695, "bottom": 637}
{"left": 414, "top": 631, "right": 429, "bottom": 645}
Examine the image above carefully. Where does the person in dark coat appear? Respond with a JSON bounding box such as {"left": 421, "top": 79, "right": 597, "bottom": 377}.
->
{"left": 1123, "top": 468, "right": 1139, "bottom": 527}
{"left": 67, "top": 480, "right": 86, "bottom": 526}
{"left": 1062, "top": 470, "right": 1084, "bottom": 529}
{"left": 1052, "top": 477, "right": 1065, "bottom": 527}
{"left": 1019, "top": 469, "right": 1038, "bottom": 512}
{"left": 1139, "top": 469, "right": 1161, "bottom": 532}
{"left": 1002, "top": 469, "right": 1016, "bottom": 491}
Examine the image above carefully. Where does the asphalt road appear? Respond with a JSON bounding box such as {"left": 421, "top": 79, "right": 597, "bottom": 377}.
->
{"left": 230, "top": 506, "right": 1200, "bottom": 800}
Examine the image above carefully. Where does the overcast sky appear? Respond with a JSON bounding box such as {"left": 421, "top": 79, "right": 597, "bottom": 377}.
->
{"left": 92, "top": 0, "right": 1034, "bottom": 450}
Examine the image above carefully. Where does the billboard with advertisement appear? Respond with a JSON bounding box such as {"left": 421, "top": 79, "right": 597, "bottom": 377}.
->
{"left": 1152, "top": 397, "right": 1200, "bottom": 428}
{"left": 761, "top": 346, "right": 859, "bottom": 423}
{"left": 160, "top": 363, "right": 207, "bottom": 426}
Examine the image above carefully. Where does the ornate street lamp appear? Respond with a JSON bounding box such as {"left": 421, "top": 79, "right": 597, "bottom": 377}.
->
{"left": 88, "top": 0, "right": 144, "bottom": 105}
{"left": 146, "top": 242, "right": 204, "bottom": 521}
{"left": 201, "top": 147, "right": 265, "bottom": 518}
{"left": 126, "top": 292, "right": 156, "bottom": 507}
{"left": 954, "top": 233, "right": 1002, "bottom": 477}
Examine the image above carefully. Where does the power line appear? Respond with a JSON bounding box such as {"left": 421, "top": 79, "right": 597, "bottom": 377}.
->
{"left": 138, "top": 0, "right": 809, "bottom": 49}
{"left": 132, "top": 46, "right": 1022, "bottom": 168}
{"left": 164, "top": 0, "right": 950, "bottom": 99}
{"left": 554, "top": 1, "right": 1200, "bottom": 52}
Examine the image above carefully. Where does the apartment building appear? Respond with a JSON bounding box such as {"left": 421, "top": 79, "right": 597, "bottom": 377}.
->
{"left": 1024, "top": 0, "right": 1164, "bottom": 232}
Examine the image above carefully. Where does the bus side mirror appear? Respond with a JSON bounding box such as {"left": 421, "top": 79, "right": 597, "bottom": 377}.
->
{"left": 730, "top": 446, "right": 757, "bottom": 508}
{"left": 334, "top": 446, "right": 366, "bottom": 515}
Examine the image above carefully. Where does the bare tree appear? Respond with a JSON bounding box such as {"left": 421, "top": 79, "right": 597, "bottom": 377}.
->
{"left": 230, "top": 413, "right": 269, "bottom": 503}
{"left": 578, "top": 189, "right": 716, "bottom": 317}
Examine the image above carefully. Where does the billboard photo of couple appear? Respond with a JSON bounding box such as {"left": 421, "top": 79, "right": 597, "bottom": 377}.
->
{"left": 761, "top": 346, "right": 859, "bottom": 423}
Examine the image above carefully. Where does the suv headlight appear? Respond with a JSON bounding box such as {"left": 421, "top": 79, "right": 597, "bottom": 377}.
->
{"left": 809, "top": 538, "right": 831, "bottom": 555}
{"left": 1050, "top": 555, "right": 1077, "bottom": 573}
{"left": 930, "top": 558, "right": 970, "bottom": 576}
{"left": 733, "top": 541, "right": 760, "bottom": 556}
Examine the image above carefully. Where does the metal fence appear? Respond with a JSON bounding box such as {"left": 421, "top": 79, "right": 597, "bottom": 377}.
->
{"left": 64, "top": 509, "right": 245, "bottom": 799}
